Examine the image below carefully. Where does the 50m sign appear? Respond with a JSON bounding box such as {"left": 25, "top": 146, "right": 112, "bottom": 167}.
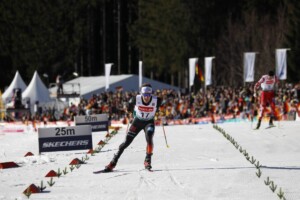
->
{"left": 75, "top": 114, "right": 109, "bottom": 132}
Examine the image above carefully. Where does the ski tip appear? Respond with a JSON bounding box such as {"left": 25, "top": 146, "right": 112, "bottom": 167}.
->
{"left": 93, "top": 170, "right": 104, "bottom": 174}
{"left": 93, "top": 169, "right": 113, "bottom": 174}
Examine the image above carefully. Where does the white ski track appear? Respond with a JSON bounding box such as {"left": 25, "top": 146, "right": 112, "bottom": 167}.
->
{"left": 1, "top": 122, "right": 300, "bottom": 200}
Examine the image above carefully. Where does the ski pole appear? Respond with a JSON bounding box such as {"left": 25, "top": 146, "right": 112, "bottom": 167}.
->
{"left": 126, "top": 122, "right": 130, "bottom": 133}
{"left": 162, "top": 123, "right": 169, "bottom": 148}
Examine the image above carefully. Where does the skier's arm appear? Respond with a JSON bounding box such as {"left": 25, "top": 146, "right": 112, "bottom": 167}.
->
{"left": 156, "top": 97, "right": 163, "bottom": 109}
{"left": 273, "top": 76, "right": 280, "bottom": 95}
{"left": 155, "top": 97, "right": 166, "bottom": 117}
{"left": 125, "top": 96, "right": 136, "bottom": 120}
{"left": 127, "top": 96, "right": 136, "bottom": 112}
{"left": 254, "top": 76, "right": 264, "bottom": 97}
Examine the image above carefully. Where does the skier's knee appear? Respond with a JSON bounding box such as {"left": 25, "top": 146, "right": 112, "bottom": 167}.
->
{"left": 145, "top": 125, "right": 154, "bottom": 135}
{"left": 120, "top": 133, "right": 135, "bottom": 150}
{"left": 119, "top": 140, "right": 131, "bottom": 150}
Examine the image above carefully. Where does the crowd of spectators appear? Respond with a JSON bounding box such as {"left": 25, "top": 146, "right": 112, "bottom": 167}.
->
{"left": 3, "top": 82, "right": 300, "bottom": 124}
{"left": 40, "top": 82, "right": 300, "bottom": 123}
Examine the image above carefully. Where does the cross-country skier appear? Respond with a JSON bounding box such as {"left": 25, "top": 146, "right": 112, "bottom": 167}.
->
{"left": 104, "top": 83, "right": 162, "bottom": 172}
{"left": 254, "top": 70, "right": 279, "bottom": 129}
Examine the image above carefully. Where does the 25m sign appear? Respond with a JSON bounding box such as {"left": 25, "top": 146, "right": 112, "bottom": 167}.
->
{"left": 38, "top": 125, "right": 92, "bottom": 153}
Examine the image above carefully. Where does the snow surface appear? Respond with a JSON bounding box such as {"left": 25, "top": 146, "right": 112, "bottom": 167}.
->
{"left": 0, "top": 121, "right": 300, "bottom": 200}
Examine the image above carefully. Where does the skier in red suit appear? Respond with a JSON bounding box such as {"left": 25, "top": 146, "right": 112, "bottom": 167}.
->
{"left": 254, "top": 70, "right": 279, "bottom": 129}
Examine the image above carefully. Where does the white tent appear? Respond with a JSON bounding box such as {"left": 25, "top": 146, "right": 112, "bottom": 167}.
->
{"left": 2, "top": 71, "right": 27, "bottom": 102}
{"left": 49, "top": 74, "right": 180, "bottom": 99}
{"left": 22, "top": 71, "right": 52, "bottom": 105}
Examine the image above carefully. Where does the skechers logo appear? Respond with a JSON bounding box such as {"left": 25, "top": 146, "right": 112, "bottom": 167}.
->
{"left": 42, "top": 140, "right": 89, "bottom": 148}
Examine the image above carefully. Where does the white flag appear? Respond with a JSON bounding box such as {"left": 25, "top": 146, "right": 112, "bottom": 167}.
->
{"left": 205, "top": 57, "right": 215, "bottom": 86}
{"left": 243, "top": 52, "right": 256, "bottom": 82}
{"left": 139, "top": 61, "right": 143, "bottom": 88}
{"left": 105, "top": 63, "right": 113, "bottom": 90}
{"left": 276, "top": 49, "right": 288, "bottom": 80}
{"left": 189, "top": 58, "right": 198, "bottom": 87}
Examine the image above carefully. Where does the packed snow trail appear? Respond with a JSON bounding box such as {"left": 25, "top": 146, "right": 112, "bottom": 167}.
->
{"left": 0, "top": 122, "right": 299, "bottom": 199}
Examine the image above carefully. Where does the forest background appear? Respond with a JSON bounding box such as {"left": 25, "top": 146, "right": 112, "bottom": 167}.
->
{"left": 0, "top": 0, "right": 299, "bottom": 91}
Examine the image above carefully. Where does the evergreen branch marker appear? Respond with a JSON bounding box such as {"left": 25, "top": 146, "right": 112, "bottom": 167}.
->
{"left": 63, "top": 167, "right": 68, "bottom": 175}
{"left": 24, "top": 187, "right": 32, "bottom": 199}
{"left": 269, "top": 181, "right": 277, "bottom": 192}
{"left": 226, "top": 134, "right": 231, "bottom": 140}
{"left": 242, "top": 150, "right": 248, "bottom": 157}
{"left": 235, "top": 143, "right": 239, "bottom": 149}
{"left": 250, "top": 156, "right": 256, "bottom": 164}
{"left": 256, "top": 168, "right": 262, "bottom": 178}
{"left": 47, "top": 178, "right": 55, "bottom": 187}
{"left": 90, "top": 150, "right": 95, "bottom": 156}
{"left": 56, "top": 168, "right": 62, "bottom": 178}
{"left": 70, "top": 165, "right": 75, "bottom": 172}
{"left": 38, "top": 180, "right": 46, "bottom": 192}
{"left": 277, "top": 188, "right": 285, "bottom": 199}
{"left": 239, "top": 146, "right": 243, "bottom": 153}
{"left": 264, "top": 177, "right": 271, "bottom": 185}
{"left": 255, "top": 161, "right": 262, "bottom": 169}
{"left": 246, "top": 155, "right": 250, "bottom": 161}
{"left": 93, "top": 149, "right": 100, "bottom": 154}
{"left": 97, "top": 145, "right": 102, "bottom": 151}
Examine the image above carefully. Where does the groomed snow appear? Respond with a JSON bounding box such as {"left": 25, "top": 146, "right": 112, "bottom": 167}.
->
{"left": 0, "top": 121, "right": 299, "bottom": 200}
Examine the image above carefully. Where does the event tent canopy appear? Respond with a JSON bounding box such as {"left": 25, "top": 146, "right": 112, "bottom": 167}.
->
{"left": 2, "top": 71, "right": 27, "bottom": 102}
{"left": 22, "top": 71, "right": 52, "bottom": 104}
{"left": 49, "top": 74, "right": 180, "bottom": 99}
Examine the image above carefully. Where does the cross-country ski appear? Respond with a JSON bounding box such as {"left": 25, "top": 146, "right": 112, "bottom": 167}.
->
{"left": 93, "top": 169, "right": 115, "bottom": 174}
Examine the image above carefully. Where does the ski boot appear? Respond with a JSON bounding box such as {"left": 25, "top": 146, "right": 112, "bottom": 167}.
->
{"left": 269, "top": 116, "right": 274, "bottom": 127}
{"left": 104, "top": 161, "right": 116, "bottom": 172}
{"left": 144, "top": 153, "right": 152, "bottom": 170}
{"left": 255, "top": 119, "right": 261, "bottom": 130}
{"left": 104, "top": 154, "right": 119, "bottom": 172}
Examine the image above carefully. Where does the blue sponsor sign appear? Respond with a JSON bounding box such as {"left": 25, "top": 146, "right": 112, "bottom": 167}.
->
{"left": 38, "top": 125, "right": 92, "bottom": 153}
{"left": 75, "top": 114, "right": 108, "bottom": 132}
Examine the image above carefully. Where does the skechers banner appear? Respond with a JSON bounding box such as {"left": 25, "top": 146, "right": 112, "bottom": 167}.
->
{"left": 75, "top": 114, "right": 108, "bottom": 132}
{"left": 38, "top": 125, "right": 92, "bottom": 153}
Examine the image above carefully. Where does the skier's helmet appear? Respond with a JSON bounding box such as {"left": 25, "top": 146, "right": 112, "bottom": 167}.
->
{"left": 268, "top": 70, "right": 275, "bottom": 76}
{"left": 140, "top": 83, "right": 152, "bottom": 97}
